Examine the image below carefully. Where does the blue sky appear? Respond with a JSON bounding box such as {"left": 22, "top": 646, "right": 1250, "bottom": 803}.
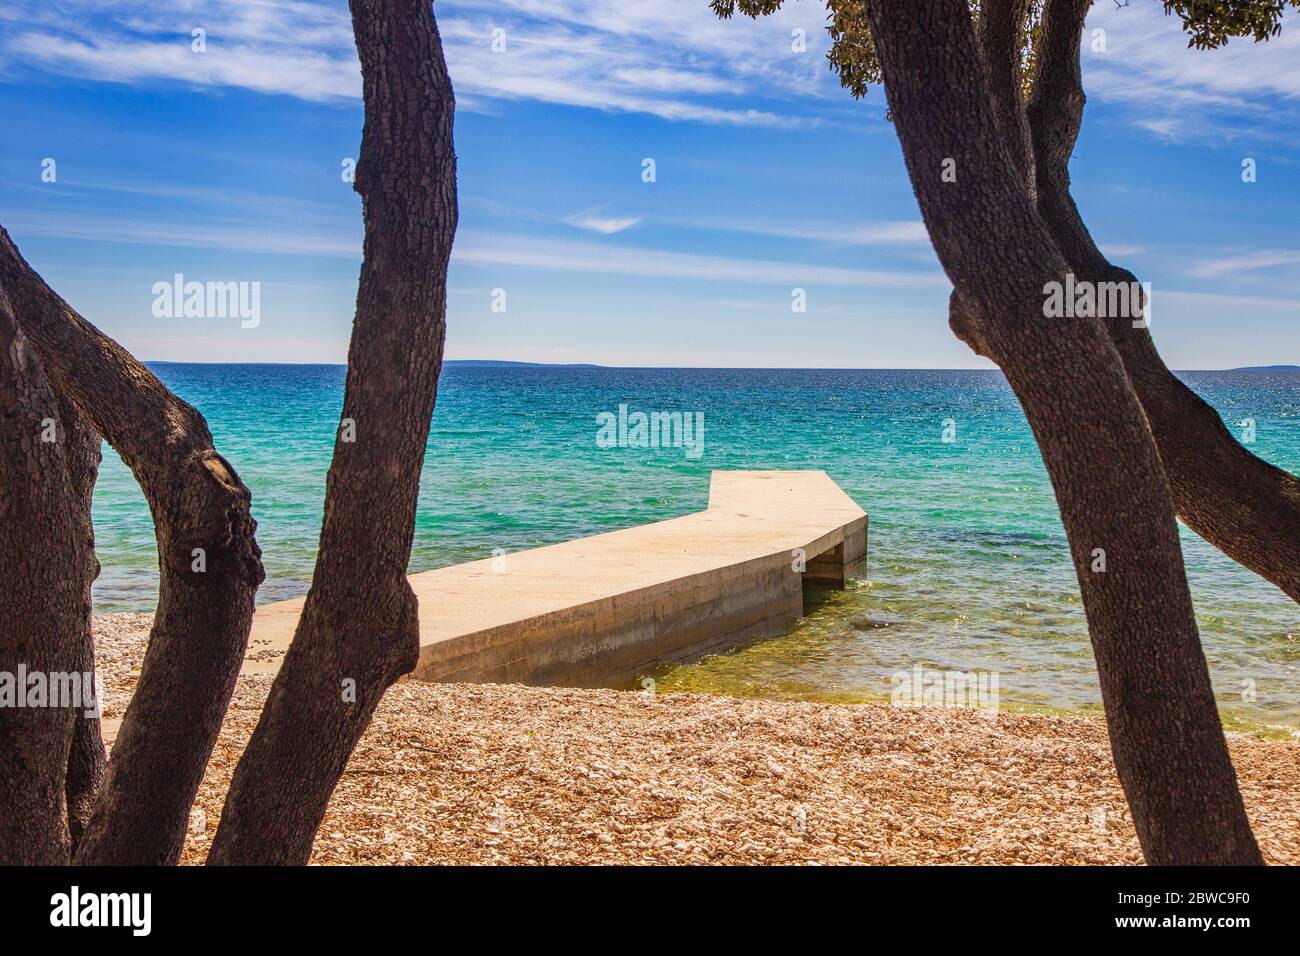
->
{"left": 0, "top": 0, "right": 1297, "bottom": 368}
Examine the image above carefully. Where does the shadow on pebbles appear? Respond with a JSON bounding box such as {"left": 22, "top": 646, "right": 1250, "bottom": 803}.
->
{"left": 90, "top": 613, "right": 1300, "bottom": 865}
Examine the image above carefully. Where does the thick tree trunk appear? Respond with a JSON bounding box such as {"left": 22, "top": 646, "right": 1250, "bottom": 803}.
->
{"left": 862, "top": 0, "right": 1260, "bottom": 864}
{"left": 207, "top": 0, "right": 458, "bottom": 865}
{"left": 0, "top": 292, "right": 82, "bottom": 865}
{"left": 0, "top": 227, "right": 265, "bottom": 865}
{"left": 57, "top": 394, "right": 105, "bottom": 852}
{"left": 1028, "top": 0, "right": 1300, "bottom": 603}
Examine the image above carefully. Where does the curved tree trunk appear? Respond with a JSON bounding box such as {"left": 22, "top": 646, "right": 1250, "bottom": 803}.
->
{"left": 208, "top": 0, "right": 458, "bottom": 865}
{"left": 0, "top": 227, "right": 265, "bottom": 865}
{"left": 0, "top": 292, "right": 82, "bottom": 865}
{"left": 1028, "top": 0, "right": 1300, "bottom": 603}
{"left": 862, "top": 0, "right": 1260, "bottom": 864}
{"left": 57, "top": 395, "right": 105, "bottom": 852}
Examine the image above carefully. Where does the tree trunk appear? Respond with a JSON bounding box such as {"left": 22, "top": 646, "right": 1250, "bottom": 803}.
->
{"left": 1028, "top": 0, "right": 1300, "bottom": 604}
{"left": 0, "top": 227, "right": 265, "bottom": 865}
{"left": 861, "top": 0, "right": 1260, "bottom": 864}
{"left": 0, "top": 290, "right": 82, "bottom": 865}
{"left": 57, "top": 394, "right": 105, "bottom": 852}
{"left": 207, "top": 0, "right": 458, "bottom": 865}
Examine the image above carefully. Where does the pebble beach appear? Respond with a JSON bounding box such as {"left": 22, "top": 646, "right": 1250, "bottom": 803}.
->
{"left": 93, "top": 614, "right": 1300, "bottom": 865}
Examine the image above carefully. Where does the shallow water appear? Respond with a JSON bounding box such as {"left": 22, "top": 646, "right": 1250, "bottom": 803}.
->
{"left": 92, "top": 365, "right": 1300, "bottom": 734}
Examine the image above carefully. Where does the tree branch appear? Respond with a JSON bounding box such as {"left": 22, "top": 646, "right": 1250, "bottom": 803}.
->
{"left": 0, "top": 226, "right": 264, "bottom": 865}
{"left": 977, "top": 0, "right": 1038, "bottom": 196}
{"left": 57, "top": 394, "right": 105, "bottom": 852}
{"left": 1028, "top": 0, "right": 1300, "bottom": 604}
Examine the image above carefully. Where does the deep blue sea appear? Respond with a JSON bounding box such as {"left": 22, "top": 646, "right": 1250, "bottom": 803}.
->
{"left": 92, "top": 364, "right": 1300, "bottom": 733}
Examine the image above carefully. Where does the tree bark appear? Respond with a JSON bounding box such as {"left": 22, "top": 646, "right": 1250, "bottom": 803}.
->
{"left": 861, "top": 0, "right": 1260, "bottom": 864}
{"left": 57, "top": 394, "right": 105, "bottom": 852}
{"left": 976, "top": 0, "right": 1036, "bottom": 197}
{"left": 1028, "top": 0, "right": 1300, "bottom": 603}
{"left": 207, "top": 0, "right": 458, "bottom": 864}
{"left": 0, "top": 227, "right": 265, "bottom": 865}
{"left": 0, "top": 291, "right": 82, "bottom": 865}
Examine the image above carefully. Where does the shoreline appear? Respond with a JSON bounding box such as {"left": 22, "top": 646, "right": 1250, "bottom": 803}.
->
{"left": 93, "top": 614, "right": 1300, "bottom": 865}
{"left": 99, "top": 605, "right": 1300, "bottom": 742}
{"left": 86, "top": 365, "right": 1300, "bottom": 731}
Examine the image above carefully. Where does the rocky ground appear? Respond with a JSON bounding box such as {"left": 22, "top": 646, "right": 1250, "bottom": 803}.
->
{"left": 93, "top": 613, "right": 1300, "bottom": 865}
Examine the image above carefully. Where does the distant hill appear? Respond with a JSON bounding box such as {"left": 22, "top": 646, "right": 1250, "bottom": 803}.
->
{"left": 1228, "top": 365, "right": 1300, "bottom": 372}
{"left": 444, "top": 359, "right": 604, "bottom": 368}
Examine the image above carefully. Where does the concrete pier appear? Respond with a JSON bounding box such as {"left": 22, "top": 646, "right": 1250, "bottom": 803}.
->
{"left": 243, "top": 470, "right": 866, "bottom": 687}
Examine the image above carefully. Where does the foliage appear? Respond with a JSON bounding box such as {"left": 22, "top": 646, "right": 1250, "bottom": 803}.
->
{"left": 1165, "top": 1, "right": 1300, "bottom": 48}
{"left": 711, "top": 0, "right": 1298, "bottom": 100}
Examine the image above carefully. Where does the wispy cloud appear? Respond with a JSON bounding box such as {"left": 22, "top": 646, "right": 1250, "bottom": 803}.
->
{"left": 1099, "top": 243, "right": 1146, "bottom": 258}
{"left": 3, "top": 205, "right": 947, "bottom": 291}
{"left": 8, "top": 1, "right": 1297, "bottom": 138}
{"left": 452, "top": 231, "right": 948, "bottom": 290}
{"left": 5, "top": 208, "right": 363, "bottom": 258}
{"left": 466, "top": 196, "right": 931, "bottom": 249}
{"left": 1084, "top": 4, "right": 1300, "bottom": 141}
{"left": 1188, "top": 249, "right": 1300, "bottom": 279}
{"left": 690, "top": 217, "right": 931, "bottom": 246}
{"left": 1133, "top": 117, "right": 1181, "bottom": 140}
{"left": 1, "top": 0, "right": 360, "bottom": 101}
{"left": 7, "top": 31, "right": 360, "bottom": 101}
{"left": 569, "top": 214, "right": 641, "bottom": 235}
{"left": 0, "top": 0, "right": 847, "bottom": 126}
{"left": 1161, "top": 289, "right": 1300, "bottom": 313}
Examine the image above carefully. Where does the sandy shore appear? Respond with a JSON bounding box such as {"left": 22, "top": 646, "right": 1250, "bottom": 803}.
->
{"left": 93, "top": 614, "right": 1300, "bottom": 865}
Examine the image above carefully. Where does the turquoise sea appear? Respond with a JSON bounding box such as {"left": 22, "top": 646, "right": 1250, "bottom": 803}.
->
{"left": 93, "top": 364, "right": 1300, "bottom": 734}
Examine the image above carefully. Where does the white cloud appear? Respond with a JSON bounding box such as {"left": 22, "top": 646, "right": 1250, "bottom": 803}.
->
{"left": 709, "top": 218, "right": 931, "bottom": 246}
{"left": 1084, "top": 4, "right": 1300, "bottom": 140}
{"left": 0, "top": 0, "right": 847, "bottom": 125}
{"left": 641, "top": 213, "right": 930, "bottom": 248}
{"left": 1133, "top": 117, "right": 1181, "bottom": 139}
{"left": 451, "top": 230, "right": 947, "bottom": 290}
{"left": 432, "top": 3, "right": 836, "bottom": 126}
{"left": 569, "top": 214, "right": 641, "bottom": 234}
{"left": 609, "top": 66, "right": 739, "bottom": 95}
{"left": 1161, "top": 289, "right": 1300, "bottom": 313}
{"left": 463, "top": 197, "right": 931, "bottom": 249}
{"left": 1188, "top": 249, "right": 1300, "bottom": 279}
{"left": 3, "top": 205, "right": 947, "bottom": 291}
{"left": 7, "top": 31, "right": 361, "bottom": 101}
{"left": 4, "top": 208, "right": 362, "bottom": 258}
{"left": 1099, "top": 243, "right": 1145, "bottom": 258}
{"left": 8, "top": 0, "right": 1297, "bottom": 138}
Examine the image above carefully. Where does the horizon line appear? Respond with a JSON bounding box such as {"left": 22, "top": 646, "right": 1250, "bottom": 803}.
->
{"left": 141, "top": 359, "right": 1299, "bottom": 373}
